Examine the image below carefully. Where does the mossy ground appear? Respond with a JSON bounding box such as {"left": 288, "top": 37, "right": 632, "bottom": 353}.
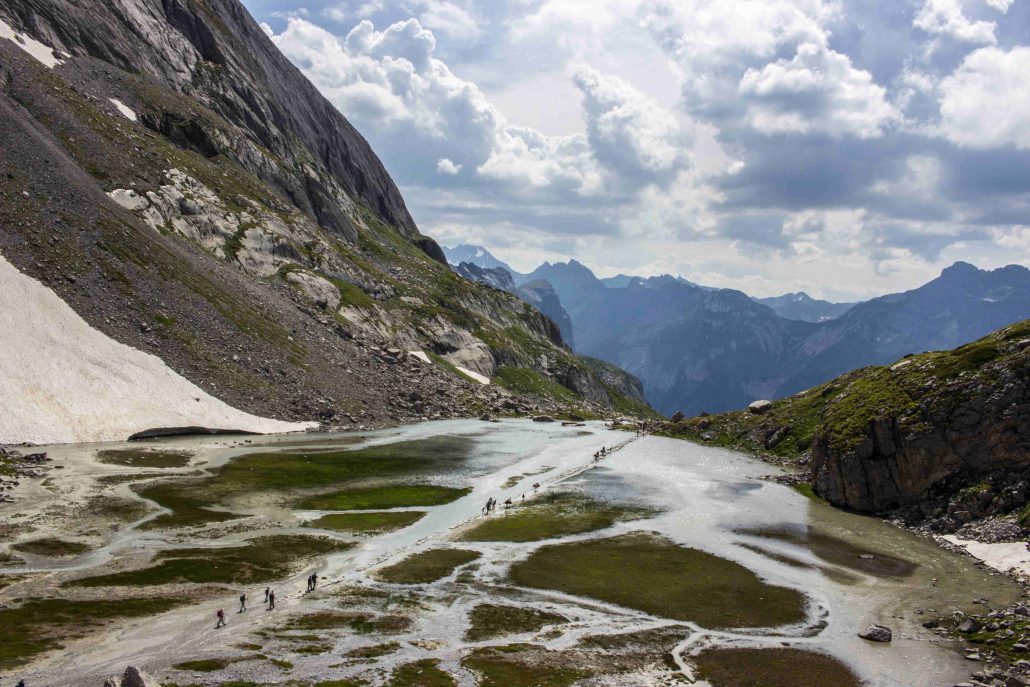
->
{"left": 692, "top": 647, "right": 862, "bottom": 687}
{"left": 375, "top": 548, "right": 481, "bottom": 584}
{"left": 284, "top": 611, "right": 412, "bottom": 635}
{"left": 0, "top": 597, "right": 186, "bottom": 669}
{"left": 306, "top": 512, "right": 425, "bottom": 534}
{"left": 65, "top": 535, "right": 349, "bottom": 587}
{"left": 458, "top": 493, "right": 653, "bottom": 543}
{"left": 137, "top": 436, "right": 473, "bottom": 530}
{"left": 658, "top": 319, "right": 1030, "bottom": 463}
{"left": 494, "top": 367, "right": 577, "bottom": 403}
{"left": 11, "top": 538, "right": 91, "bottom": 557}
{"left": 461, "top": 645, "right": 592, "bottom": 687}
{"left": 96, "top": 448, "right": 192, "bottom": 468}
{"left": 343, "top": 641, "right": 400, "bottom": 659}
{"left": 509, "top": 532, "right": 807, "bottom": 629}
{"left": 739, "top": 527, "right": 916, "bottom": 578}
{"left": 464, "top": 604, "right": 568, "bottom": 641}
{"left": 387, "top": 658, "right": 456, "bottom": 687}
{"left": 296, "top": 484, "right": 469, "bottom": 511}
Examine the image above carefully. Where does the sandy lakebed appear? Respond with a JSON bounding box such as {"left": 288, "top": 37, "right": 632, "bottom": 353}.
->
{"left": 0, "top": 419, "right": 1020, "bottom": 686}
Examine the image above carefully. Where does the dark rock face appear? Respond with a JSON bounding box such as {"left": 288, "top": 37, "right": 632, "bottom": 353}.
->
{"left": 811, "top": 328, "right": 1030, "bottom": 513}
{"left": 3, "top": 0, "right": 437, "bottom": 256}
{"left": 516, "top": 279, "right": 576, "bottom": 350}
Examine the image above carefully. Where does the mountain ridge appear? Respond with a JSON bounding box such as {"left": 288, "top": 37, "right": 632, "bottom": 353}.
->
{"left": 0, "top": 0, "right": 650, "bottom": 442}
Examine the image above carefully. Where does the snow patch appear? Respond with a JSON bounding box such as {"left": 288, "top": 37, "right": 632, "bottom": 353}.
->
{"left": 456, "top": 365, "right": 490, "bottom": 385}
{"left": 943, "top": 535, "right": 1030, "bottom": 576}
{"left": 0, "top": 17, "right": 64, "bottom": 68}
{"left": 408, "top": 350, "right": 431, "bottom": 364}
{"left": 109, "top": 98, "right": 137, "bottom": 121}
{"left": 0, "top": 252, "right": 315, "bottom": 444}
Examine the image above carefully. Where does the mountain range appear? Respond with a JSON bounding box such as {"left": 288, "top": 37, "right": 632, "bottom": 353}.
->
{"left": 449, "top": 245, "right": 1030, "bottom": 416}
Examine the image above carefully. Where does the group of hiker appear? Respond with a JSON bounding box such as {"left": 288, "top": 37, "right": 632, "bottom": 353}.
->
{"left": 214, "top": 580, "right": 298, "bottom": 628}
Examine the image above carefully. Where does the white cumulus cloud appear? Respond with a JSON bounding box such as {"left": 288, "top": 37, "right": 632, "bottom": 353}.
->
{"left": 938, "top": 46, "right": 1030, "bottom": 149}
{"left": 436, "top": 158, "right": 462, "bottom": 174}
{"left": 738, "top": 43, "right": 899, "bottom": 138}
{"left": 913, "top": 0, "right": 997, "bottom": 44}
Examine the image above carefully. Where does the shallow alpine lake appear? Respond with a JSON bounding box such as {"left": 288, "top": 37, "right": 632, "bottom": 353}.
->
{"left": 1, "top": 418, "right": 1018, "bottom": 686}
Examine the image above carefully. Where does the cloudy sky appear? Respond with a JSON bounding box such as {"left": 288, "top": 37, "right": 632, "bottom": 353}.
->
{"left": 245, "top": 0, "right": 1030, "bottom": 301}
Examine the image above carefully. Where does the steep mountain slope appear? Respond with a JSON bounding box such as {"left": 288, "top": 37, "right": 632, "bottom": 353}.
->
{"left": 525, "top": 260, "right": 1030, "bottom": 416}
{"left": 660, "top": 319, "right": 1030, "bottom": 529}
{"left": 0, "top": 0, "right": 646, "bottom": 441}
{"left": 755, "top": 292, "right": 856, "bottom": 322}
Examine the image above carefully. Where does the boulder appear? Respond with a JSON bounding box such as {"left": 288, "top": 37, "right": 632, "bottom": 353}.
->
{"left": 532, "top": 415, "right": 555, "bottom": 423}
{"left": 858, "top": 624, "right": 892, "bottom": 642}
{"left": 105, "top": 666, "right": 159, "bottom": 687}
{"left": 957, "top": 617, "right": 982, "bottom": 633}
{"left": 748, "top": 400, "right": 773, "bottom": 415}
{"left": 670, "top": 411, "right": 685, "bottom": 422}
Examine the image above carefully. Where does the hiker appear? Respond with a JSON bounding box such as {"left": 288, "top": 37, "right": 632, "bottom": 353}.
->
{"left": 305, "top": 574, "right": 312, "bottom": 592}
{"left": 239, "top": 593, "right": 247, "bottom": 613}
{"left": 264, "top": 587, "right": 270, "bottom": 604}
{"left": 310, "top": 572, "right": 318, "bottom": 590}
{"left": 216, "top": 608, "right": 226, "bottom": 628}
{"left": 268, "top": 590, "right": 276, "bottom": 610}
{"left": 504, "top": 497, "right": 512, "bottom": 509}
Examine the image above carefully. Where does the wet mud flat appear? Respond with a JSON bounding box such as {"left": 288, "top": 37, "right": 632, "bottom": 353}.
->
{"left": 0, "top": 420, "right": 1020, "bottom": 686}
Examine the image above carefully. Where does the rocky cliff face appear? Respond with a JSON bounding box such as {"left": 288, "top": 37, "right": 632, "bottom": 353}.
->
{"left": 661, "top": 320, "right": 1030, "bottom": 522}
{"left": 809, "top": 322, "right": 1030, "bottom": 513}
{"left": 0, "top": 0, "right": 649, "bottom": 438}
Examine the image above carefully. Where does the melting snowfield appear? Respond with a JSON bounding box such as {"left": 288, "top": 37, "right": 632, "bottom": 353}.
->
{"left": 0, "top": 253, "right": 314, "bottom": 443}
{"left": 0, "top": 420, "right": 1019, "bottom": 686}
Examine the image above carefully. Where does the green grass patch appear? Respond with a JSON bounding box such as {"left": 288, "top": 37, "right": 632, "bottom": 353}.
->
{"left": 135, "top": 480, "right": 243, "bottom": 530}
{"left": 462, "top": 645, "right": 591, "bottom": 687}
{"left": 344, "top": 641, "right": 401, "bottom": 659}
{"left": 11, "top": 538, "right": 91, "bottom": 557}
{"left": 174, "top": 658, "right": 233, "bottom": 672}
{"left": 285, "top": 611, "right": 411, "bottom": 635}
{"left": 375, "top": 548, "right": 480, "bottom": 584}
{"left": 136, "top": 436, "right": 473, "bottom": 530}
{"left": 96, "top": 448, "right": 192, "bottom": 468}
{"left": 693, "top": 647, "right": 862, "bottom": 687}
{"left": 509, "top": 532, "right": 808, "bottom": 630}
{"left": 0, "top": 597, "right": 186, "bottom": 669}
{"left": 65, "top": 535, "right": 349, "bottom": 587}
{"left": 494, "top": 367, "right": 576, "bottom": 402}
{"left": 306, "top": 512, "right": 424, "bottom": 534}
{"left": 458, "top": 493, "right": 653, "bottom": 543}
{"left": 296, "top": 484, "right": 470, "bottom": 511}
{"left": 464, "top": 604, "right": 568, "bottom": 642}
{"left": 739, "top": 527, "right": 916, "bottom": 579}
{"left": 387, "top": 659, "right": 456, "bottom": 687}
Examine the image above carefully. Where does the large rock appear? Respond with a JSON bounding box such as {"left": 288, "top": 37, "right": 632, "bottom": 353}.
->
{"left": 103, "top": 666, "right": 159, "bottom": 687}
{"left": 748, "top": 400, "right": 773, "bottom": 415}
{"left": 858, "top": 624, "right": 892, "bottom": 642}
